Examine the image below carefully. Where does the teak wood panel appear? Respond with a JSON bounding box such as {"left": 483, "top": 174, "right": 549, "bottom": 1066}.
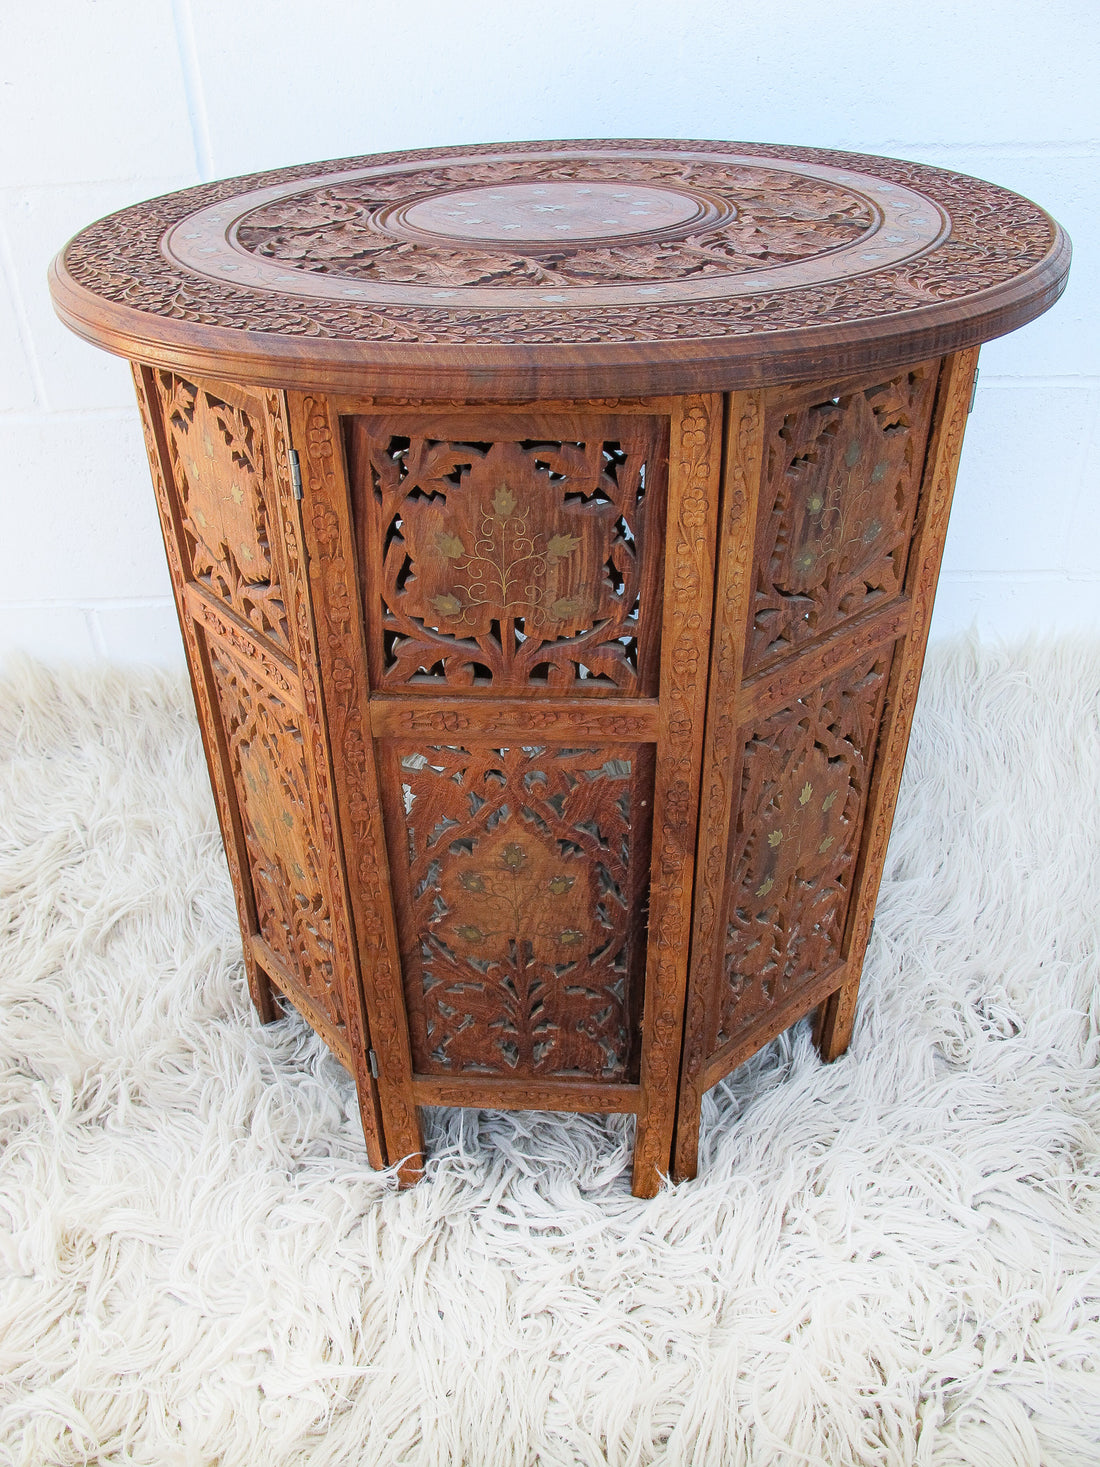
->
{"left": 132, "top": 365, "right": 387, "bottom": 1169}
{"left": 349, "top": 409, "right": 671, "bottom": 1098}
{"left": 378, "top": 739, "right": 655, "bottom": 1084}
{"left": 304, "top": 392, "right": 724, "bottom": 1194}
{"left": 745, "top": 362, "right": 939, "bottom": 674}
{"left": 672, "top": 349, "right": 979, "bottom": 1180}
{"left": 812, "top": 347, "right": 981, "bottom": 1064}
{"left": 344, "top": 412, "right": 669, "bottom": 695}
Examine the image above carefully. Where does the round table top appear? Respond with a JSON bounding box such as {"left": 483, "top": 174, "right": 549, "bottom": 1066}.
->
{"left": 50, "top": 139, "right": 1071, "bottom": 399}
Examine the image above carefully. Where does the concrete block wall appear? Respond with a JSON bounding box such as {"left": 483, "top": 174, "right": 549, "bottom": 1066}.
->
{"left": 2, "top": 0, "right": 1097, "bottom": 667}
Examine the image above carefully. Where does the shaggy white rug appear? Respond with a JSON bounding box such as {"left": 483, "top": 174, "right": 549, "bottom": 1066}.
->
{"left": 1, "top": 640, "right": 1098, "bottom": 1467}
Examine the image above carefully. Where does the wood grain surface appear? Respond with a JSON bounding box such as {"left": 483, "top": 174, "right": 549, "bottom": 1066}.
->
{"left": 54, "top": 146, "right": 1066, "bottom": 1195}
{"left": 51, "top": 141, "right": 1068, "bottom": 400}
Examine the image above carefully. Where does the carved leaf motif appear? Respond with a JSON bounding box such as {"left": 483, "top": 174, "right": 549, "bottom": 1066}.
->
{"left": 748, "top": 366, "right": 939, "bottom": 671}
{"left": 233, "top": 159, "right": 877, "bottom": 289}
{"left": 348, "top": 417, "right": 668, "bottom": 694}
{"left": 64, "top": 143, "right": 1056, "bottom": 346}
{"left": 208, "top": 646, "right": 345, "bottom": 1036}
{"left": 718, "top": 653, "right": 892, "bottom": 1047}
{"left": 384, "top": 742, "right": 653, "bottom": 1079}
{"left": 157, "top": 373, "right": 290, "bottom": 652}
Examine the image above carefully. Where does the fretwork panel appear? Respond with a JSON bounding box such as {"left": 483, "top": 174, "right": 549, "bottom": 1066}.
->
{"left": 747, "top": 364, "right": 938, "bottom": 673}
{"left": 379, "top": 739, "right": 655, "bottom": 1079}
{"left": 346, "top": 414, "right": 669, "bottom": 694}
{"left": 156, "top": 372, "right": 291, "bottom": 652}
{"left": 207, "top": 642, "right": 347, "bottom": 1041}
{"left": 716, "top": 650, "right": 893, "bottom": 1049}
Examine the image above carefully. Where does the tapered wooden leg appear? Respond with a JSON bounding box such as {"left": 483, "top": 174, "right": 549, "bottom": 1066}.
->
{"left": 671, "top": 1077, "right": 704, "bottom": 1183}
{"left": 813, "top": 975, "right": 861, "bottom": 1062}
{"left": 246, "top": 956, "right": 280, "bottom": 1025}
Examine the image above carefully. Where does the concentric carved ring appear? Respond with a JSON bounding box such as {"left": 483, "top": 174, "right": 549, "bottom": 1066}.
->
{"left": 168, "top": 152, "right": 919, "bottom": 307}
{"left": 379, "top": 181, "right": 729, "bottom": 246}
{"left": 52, "top": 139, "right": 1069, "bottom": 395}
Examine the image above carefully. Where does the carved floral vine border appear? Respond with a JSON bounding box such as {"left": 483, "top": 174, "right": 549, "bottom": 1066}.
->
{"left": 62, "top": 141, "right": 1057, "bottom": 345}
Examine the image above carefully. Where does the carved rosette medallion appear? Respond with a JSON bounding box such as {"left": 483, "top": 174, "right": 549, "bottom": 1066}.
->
{"left": 228, "top": 165, "right": 878, "bottom": 291}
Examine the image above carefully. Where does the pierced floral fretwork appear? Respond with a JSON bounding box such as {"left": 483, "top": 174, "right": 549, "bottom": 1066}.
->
{"left": 157, "top": 372, "right": 290, "bottom": 651}
{"left": 208, "top": 645, "right": 346, "bottom": 1038}
{"left": 347, "top": 416, "right": 668, "bottom": 692}
{"left": 747, "top": 365, "right": 938, "bottom": 671}
{"left": 716, "top": 653, "right": 891, "bottom": 1047}
{"left": 381, "top": 741, "right": 654, "bottom": 1078}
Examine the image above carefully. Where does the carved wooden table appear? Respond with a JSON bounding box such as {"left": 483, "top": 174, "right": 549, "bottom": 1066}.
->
{"left": 50, "top": 141, "right": 1069, "bottom": 1196}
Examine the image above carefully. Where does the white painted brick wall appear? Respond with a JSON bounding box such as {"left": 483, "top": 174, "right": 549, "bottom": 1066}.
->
{"left": 2, "top": 0, "right": 1097, "bottom": 667}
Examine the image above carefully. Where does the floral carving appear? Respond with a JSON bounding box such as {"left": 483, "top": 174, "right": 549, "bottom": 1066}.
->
{"left": 384, "top": 742, "right": 653, "bottom": 1078}
{"left": 207, "top": 644, "right": 346, "bottom": 1038}
{"left": 748, "top": 366, "right": 939, "bottom": 670}
{"left": 717, "top": 653, "right": 891, "bottom": 1047}
{"left": 234, "top": 160, "right": 874, "bottom": 288}
{"left": 347, "top": 418, "right": 667, "bottom": 693}
{"left": 156, "top": 373, "right": 290, "bottom": 651}
{"left": 61, "top": 141, "right": 1059, "bottom": 346}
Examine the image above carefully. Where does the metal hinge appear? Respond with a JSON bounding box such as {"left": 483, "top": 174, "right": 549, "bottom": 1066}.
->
{"left": 288, "top": 448, "right": 304, "bottom": 500}
{"left": 968, "top": 368, "right": 980, "bottom": 415}
{"left": 368, "top": 1048, "right": 379, "bottom": 1079}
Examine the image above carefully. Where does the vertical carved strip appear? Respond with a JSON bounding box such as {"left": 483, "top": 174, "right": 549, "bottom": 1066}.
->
{"left": 287, "top": 391, "right": 423, "bottom": 1182}
{"left": 815, "top": 347, "right": 980, "bottom": 1061}
{"left": 672, "top": 391, "right": 766, "bottom": 1181}
{"left": 632, "top": 393, "right": 724, "bottom": 1197}
{"left": 131, "top": 363, "right": 276, "bottom": 1025}
{"left": 264, "top": 391, "right": 386, "bottom": 1169}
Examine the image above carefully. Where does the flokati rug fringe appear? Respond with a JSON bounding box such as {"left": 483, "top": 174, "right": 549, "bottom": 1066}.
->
{"left": 0, "top": 639, "right": 1098, "bottom": 1466}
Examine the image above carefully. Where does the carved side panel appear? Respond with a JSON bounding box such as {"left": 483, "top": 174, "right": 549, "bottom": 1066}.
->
{"left": 814, "top": 346, "right": 981, "bottom": 1061}
{"left": 716, "top": 651, "right": 891, "bottom": 1048}
{"left": 632, "top": 393, "right": 724, "bottom": 1195}
{"left": 289, "top": 391, "right": 424, "bottom": 1179}
{"left": 131, "top": 365, "right": 274, "bottom": 1025}
{"left": 156, "top": 371, "right": 291, "bottom": 652}
{"left": 747, "top": 363, "right": 938, "bottom": 673}
{"left": 382, "top": 741, "right": 653, "bottom": 1080}
{"left": 345, "top": 415, "right": 668, "bottom": 694}
{"left": 672, "top": 391, "right": 766, "bottom": 1178}
{"left": 207, "top": 643, "right": 346, "bottom": 1041}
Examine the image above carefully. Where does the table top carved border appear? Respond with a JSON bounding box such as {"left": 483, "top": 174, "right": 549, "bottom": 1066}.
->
{"left": 51, "top": 140, "right": 1069, "bottom": 397}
